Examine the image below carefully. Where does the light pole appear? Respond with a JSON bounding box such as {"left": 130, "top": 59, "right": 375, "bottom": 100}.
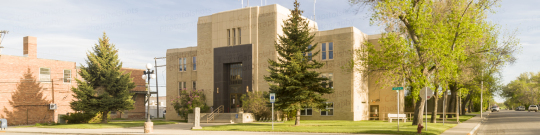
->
{"left": 142, "top": 63, "right": 155, "bottom": 133}
{"left": 154, "top": 57, "right": 166, "bottom": 118}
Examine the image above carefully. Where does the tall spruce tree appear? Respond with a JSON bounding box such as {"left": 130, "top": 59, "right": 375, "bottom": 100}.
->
{"left": 70, "top": 33, "right": 136, "bottom": 124}
{"left": 264, "top": 0, "right": 333, "bottom": 126}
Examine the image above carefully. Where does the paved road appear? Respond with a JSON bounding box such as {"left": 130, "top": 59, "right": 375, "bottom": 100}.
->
{"left": 477, "top": 109, "right": 540, "bottom": 135}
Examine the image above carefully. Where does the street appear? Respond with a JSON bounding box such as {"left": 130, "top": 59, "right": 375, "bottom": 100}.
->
{"left": 477, "top": 110, "right": 540, "bottom": 135}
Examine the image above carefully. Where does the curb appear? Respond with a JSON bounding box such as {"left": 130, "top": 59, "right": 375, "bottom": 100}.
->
{"left": 466, "top": 122, "right": 481, "bottom": 135}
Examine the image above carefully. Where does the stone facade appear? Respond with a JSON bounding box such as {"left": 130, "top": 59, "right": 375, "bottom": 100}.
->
{"left": 166, "top": 4, "right": 403, "bottom": 121}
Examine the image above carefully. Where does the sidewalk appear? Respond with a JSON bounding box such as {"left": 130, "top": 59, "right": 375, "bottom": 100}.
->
{"left": 3, "top": 123, "right": 359, "bottom": 135}
{"left": 440, "top": 112, "right": 489, "bottom": 135}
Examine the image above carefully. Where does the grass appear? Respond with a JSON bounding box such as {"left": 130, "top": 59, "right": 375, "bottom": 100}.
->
{"left": 16, "top": 120, "right": 176, "bottom": 129}
{"left": 196, "top": 115, "right": 476, "bottom": 135}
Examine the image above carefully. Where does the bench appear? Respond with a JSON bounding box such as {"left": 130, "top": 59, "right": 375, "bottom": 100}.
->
{"left": 388, "top": 114, "right": 406, "bottom": 123}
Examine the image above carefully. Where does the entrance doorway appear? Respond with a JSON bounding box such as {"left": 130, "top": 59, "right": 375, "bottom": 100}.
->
{"left": 228, "top": 63, "right": 243, "bottom": 113}
{"left": 370, "top": 105, "right": 379, "bottom": 120}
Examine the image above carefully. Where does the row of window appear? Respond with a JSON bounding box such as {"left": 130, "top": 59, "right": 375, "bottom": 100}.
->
{"left": 178, "top": 81, "right": 197, "bottom": 94}
{"left": 227, "top": 28, "right": 241, "bottom": 46}
{"left": 179, "top": 57, "right": 196, "bottom": 71}
{"left": 39, "top": 68, "right": 72, "bottom": 83}
{"left": 300, "top": 102, "right": 334, "bottom": 116}
{"left": 303, "top": 42, "right": 334, "bottom": 60}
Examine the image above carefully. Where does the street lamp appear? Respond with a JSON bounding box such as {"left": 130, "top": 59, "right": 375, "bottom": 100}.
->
{"left": 142, "top": 63, "right": 155, "bottom": 133}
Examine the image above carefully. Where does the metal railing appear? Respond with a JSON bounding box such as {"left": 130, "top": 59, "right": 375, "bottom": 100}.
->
{"left": 207, "top": 105, "right": 224, "bottom": 123}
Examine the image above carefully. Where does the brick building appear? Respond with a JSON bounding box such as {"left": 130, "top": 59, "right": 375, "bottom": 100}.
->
{"left": 0, "top": 36, "right": 148, "bottom": 125}
{"left": 166, "top": 4, "right": 404, "bottom": 121}
{"left": 0, "top": 36, "right": 77, "bottom": 125}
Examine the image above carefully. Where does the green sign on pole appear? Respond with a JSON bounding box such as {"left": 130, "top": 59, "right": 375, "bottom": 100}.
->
{"left": 392, "top": 87, "right": 404, "bottom": 90}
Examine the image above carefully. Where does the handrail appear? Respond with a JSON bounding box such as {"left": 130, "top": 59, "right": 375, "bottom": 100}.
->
{"left": 207, "top": 105, "right": 224, "bottom": 123}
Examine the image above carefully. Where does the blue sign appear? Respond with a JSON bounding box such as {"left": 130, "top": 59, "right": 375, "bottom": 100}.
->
{"left": 270, "top": 93, "right": 275, "bottom": 103}
{"left": 235, "top": 114, "right": 238, "bottom": 118}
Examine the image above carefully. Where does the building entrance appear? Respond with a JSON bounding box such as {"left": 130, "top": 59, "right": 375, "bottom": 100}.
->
{"left": 228, "top": 63, "right": 243, "bottom": 113}
{"left": 370, "top": 105, "right": 379, "bottom": 120}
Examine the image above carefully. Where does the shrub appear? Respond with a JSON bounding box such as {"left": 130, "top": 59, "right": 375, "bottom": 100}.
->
{"left": 61, "top": 112, "right": 97, "bottom": 124}
{"left": 241, "top": 91, "right": 271, "bottom": 120}
{"left": 170, "top": 89, "right": 209, "bottom": 120}
{"left": 89, "top": 112, "right": 111, "bottom": 123}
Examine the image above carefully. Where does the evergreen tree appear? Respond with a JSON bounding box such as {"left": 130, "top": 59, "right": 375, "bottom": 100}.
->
{"left": 264, "top": 0, "right": 333, "bottom": 126}
{"left": 70, "top": 33, "right": 136, "bottom": 124}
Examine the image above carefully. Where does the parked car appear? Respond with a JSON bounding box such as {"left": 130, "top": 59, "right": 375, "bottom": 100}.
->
{"left": 528, "top": 105, "right": 538, "bottom": 112}
{"left": 516, "top": 106, "right": 526, "bottom": 111}
{"left": 491, "top": 106, "right": 500, "bottom": 112}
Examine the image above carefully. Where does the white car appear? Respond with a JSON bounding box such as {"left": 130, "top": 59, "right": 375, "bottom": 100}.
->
{"left": 528, "top": 105, "right": 538, "bottom": 112}
{"left": 491, "top": 106, "right": 500, "bottom": 112}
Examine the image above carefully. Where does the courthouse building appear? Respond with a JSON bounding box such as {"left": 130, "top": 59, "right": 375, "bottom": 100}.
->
{"left": 165, "top": 4, "right": 404, "bottom": 121}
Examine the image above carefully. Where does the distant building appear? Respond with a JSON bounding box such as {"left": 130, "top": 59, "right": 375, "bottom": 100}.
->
{"left": 166, "top": 4, "right": 403, "bottom": 121}
{"left": 146, "top": 96, "right": 166, "bottom": 118}
{"left": 109, "top": 68, "right": 148, "bottom": 120}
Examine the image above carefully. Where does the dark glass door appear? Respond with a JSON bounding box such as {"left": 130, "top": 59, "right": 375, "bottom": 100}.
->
{"left": 370, "top": 105, "right": 379, "bottom": 120}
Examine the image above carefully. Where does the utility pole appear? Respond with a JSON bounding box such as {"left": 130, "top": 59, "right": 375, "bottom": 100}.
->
{"left": 0, "top": 30, "right": 9, "bottom": 54}
{"left": 154, "top": 57, "right": 166, "bottom": 118}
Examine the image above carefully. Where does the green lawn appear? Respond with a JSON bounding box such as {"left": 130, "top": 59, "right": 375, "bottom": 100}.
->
{"left": 196, "top": 115, "right": 475, "bottom": 135}
{"left": 17, "top": 120, "right": 176, "bottom": 129}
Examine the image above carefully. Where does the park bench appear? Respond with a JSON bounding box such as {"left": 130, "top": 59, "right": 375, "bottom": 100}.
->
{"left": 387, "top": 114, "right": 406, "bottom": 122}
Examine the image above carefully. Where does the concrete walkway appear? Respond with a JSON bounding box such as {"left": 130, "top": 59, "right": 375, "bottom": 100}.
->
{"left": 2, "top": 122, "right": 368, "bottom": 135}
{"left": 441, "top": 111, "right": 489, "bottom": 135}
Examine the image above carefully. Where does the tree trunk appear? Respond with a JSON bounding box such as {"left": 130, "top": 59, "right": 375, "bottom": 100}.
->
{"left": 461, "top": 93, "right": 471, "bottom": 115}
{"left": 447, "top": 92, "right": 455, "bottom": 118}
{"left": 412, "top": 98, "right": 425, "bottom": 125}
{"left": 295, "top": 109, "right": 301, "bottom": 126}
{"left": 440, "top": 90, "right": 448, "bottom": 119}
{"left": 468, "top": 99, "right": 472, "bottom": 113}
{"left": 430, "top": 86, "right": 440, "bottom": 123}
{"left": 101, "top": 111, "right": 109, "bottom": 124}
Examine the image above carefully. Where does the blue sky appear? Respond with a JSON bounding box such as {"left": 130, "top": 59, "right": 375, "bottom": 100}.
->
{"left": 0, "top": 0, "right": 536, "bottom": 102}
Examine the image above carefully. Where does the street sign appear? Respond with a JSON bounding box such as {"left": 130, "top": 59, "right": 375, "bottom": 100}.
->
{"left": 420, "top": 87, "right": 434, "bottom": 100}
{"left": 392, "top": 87, "right": 404, "bottom": 90}
{"left": 270, "top": 93, "right": 275, "bottom": 103}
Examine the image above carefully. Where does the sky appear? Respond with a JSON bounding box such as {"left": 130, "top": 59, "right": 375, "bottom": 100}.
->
{"left": 0, "top": 0, "right": 537, "bottom": 102}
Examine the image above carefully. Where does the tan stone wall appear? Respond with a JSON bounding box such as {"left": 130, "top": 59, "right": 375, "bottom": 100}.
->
{"left": 165, "top": 47, "right": 198, "bottom": 120}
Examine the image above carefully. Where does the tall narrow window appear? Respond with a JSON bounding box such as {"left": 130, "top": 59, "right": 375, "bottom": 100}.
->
{"left": 329, "top": 42, "right": 334, "bottom": 59}
{"left": 227, "top": 29, "right": 231, "bottom": 46}
{"left": 193, "top": 81, "right": 197, "bottom": 90}
{"left": 328, "top": 73, "right": 333, "bottom": 88}
{"left": 63, "top": 69, "right": 71, "bottom": 83}
{"left": 238, "top": 28, "right": 241, "bottom": 44}
{"left": 183, "top": 58, "right": 187, "bottom": 71}
{"left": 179, "top": 58, "right": 183, "bottom": 71}
{"left": 183, "top": 82, "right": 187, "bottom": 89}
{"left": 178, "top": 82, "right": 183, "bottom": 95}
{"left": 308, "top": 45, "right": 313, "bottom": 60}
{"left": 232, "top": 28, "right": 236, "bottom": 45}
{"left": 40, "top": 68, "right": 51, "bottom": 82}
{"left": 322, "top": 43, "right": 327, "bottom": 60}
{"left": 193, "top": 57, "right": 197, "bottom": 71}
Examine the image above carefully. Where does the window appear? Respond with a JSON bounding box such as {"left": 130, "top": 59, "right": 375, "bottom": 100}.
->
{"left": 193, "top": 81, "right": 197, "bottom": 90}
{"left": 111, "top": 110, "right": 117, "bottom": 114}
{"left": 232, "top": 28, "right": 236, "bottom": 45}
{"left": 63, "top": 69, "right": 71, "bottom": 83}
{"left": 193, "top": 57, "right": 197, "bottom": 71}
{"left": 183, "top": 82, "right": 187, "bottom": 89}
{"left": 322, "top": 43, "right": 326, "bottom": 60}
{"left": 183, "top": 58, "right": 187, "bottom": 71}
{"left": 320, "top": 102, "right": 334, "bottom": 116}
{"left": 238, "top": 28, "right": 241, "bottom": 44}
{"left": 179, "top": 58, "right": 183, "bottom": 71}
{"left": 227, "top": 29, "right": 230, "bottom": 46}
{"left": 229, "top": 63, "right": 242, "bottom": 85}
{"left": 321, "top": 42, "right": 334, "bottom": 60}
{"left": 328, "top": 42, "right": 333, "bottom": 59}
{"left": 308, "top": 45, "right": 312, "bottom": 60}
{"left": 321, "top": 73, "right": 333, "bottom": 88}
{"left": 300, "top": 107, "right": 312, "bottom": 116}
{"left": 40, "top": 68, "right": 51, "bottom": 82}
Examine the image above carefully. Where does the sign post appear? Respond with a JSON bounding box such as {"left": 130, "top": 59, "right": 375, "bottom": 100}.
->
{"left": 270, "top": 93, "right": 275, "bottom": 130}
{"left": 420, "top": 87, "right": 433, "bottom": 131}
{"left": 392, "top": 87, "right": 403, "bottom": 131}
